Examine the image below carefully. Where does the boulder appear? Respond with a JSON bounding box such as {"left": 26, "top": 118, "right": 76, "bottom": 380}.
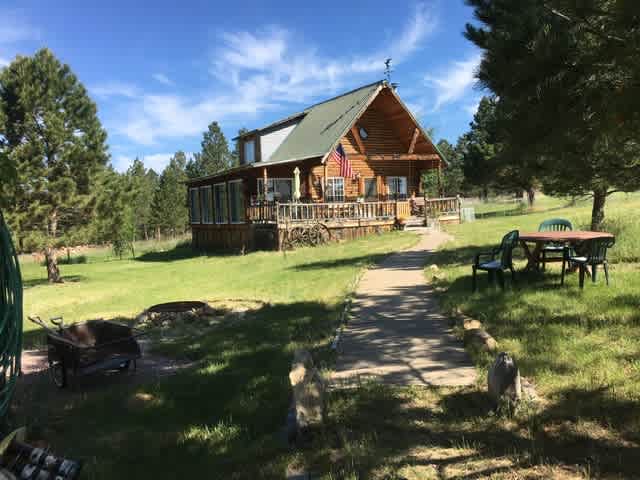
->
{"left": 289, "top": 349, "right": 325, "bottom": 440}
{"left": 487, "top": 352, "right": 522, "bottom": 408}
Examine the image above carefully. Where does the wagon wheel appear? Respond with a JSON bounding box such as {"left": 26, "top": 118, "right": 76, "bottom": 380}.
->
{"left": 49, "top": 360, "right": 67, "bottom": 388}
{"left": 309, "top": 223, "right": 331, "bottom": 246}
{"left": 282, "top": 226, "right": 305, "bottom": 250}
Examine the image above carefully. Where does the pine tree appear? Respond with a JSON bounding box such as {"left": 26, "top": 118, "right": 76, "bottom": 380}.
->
{"left": 0, "top": 48, "right": 108, "bottom": 281}
{"left": 186, "top": 122, "right": 231, "bottom": 177}
{"left": 465, "top": 0, "right": 640, "bottom": 229}
{"left": 126, "top": 158, "right": 158, "bottom": 240}
{"left": 94, "top": 168, "right": 135, "bottom": 259}
{"left": 151, "top": 152, "right": 188, "bottom": 237}
{"left": 436, "top": 139, "right": 465, "bottom": 196}
{"left": 230, "top": 127, "right": 248, "bottom": 167}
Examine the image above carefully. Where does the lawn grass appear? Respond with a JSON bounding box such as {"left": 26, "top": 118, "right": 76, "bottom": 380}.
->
{"left": 14, "top": 231, "right": 418, "bottom": 479}
{"left": 304, "top": 193, "right": 640, "bottom": 479}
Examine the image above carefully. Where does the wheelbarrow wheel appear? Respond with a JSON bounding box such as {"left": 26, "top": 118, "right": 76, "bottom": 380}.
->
{"left": 118, "top": 360, "right": 131, "bottom": 371}
{"left": 50, "top": 360, "right": 67, "bottom": 388}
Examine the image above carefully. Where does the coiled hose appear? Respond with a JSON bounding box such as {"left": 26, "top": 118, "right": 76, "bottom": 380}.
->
{"left": 0, "top": 211, "right": 22, "bottom": 419}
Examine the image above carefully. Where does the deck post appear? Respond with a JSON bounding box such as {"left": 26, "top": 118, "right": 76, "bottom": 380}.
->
{"left": 322, "top": 162, "right": 328, "bottom": 202}
{"left": 262, "top": 167, "right": 268, "bottom": 201}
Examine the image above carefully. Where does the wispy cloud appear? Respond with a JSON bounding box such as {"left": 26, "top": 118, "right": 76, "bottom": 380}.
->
{"left": 0, "top": 57, "right": 8, "bottom": 67}
{"left": 464, "top": 96, "right": 482, "bottom": 116}
{"left": 0, "top": 10, "right": 39, "bottom": 44}
{"left": 114, "top": 152, "right": 194, "bottom": 172}
{"left": 152, "top": 73, "right": 174, "bottom": 86}
{"left": 424, "top": 52, "right": 481, "bottom": 111}
{"left": 106, "top": 2, "right": 438, "bottom": 146}
{"left": 90, "top": 82, "right": 140, "bottom": 99}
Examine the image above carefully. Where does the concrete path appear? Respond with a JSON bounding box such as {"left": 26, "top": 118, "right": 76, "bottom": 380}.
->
{"left": 333, "top": 228, "right": 477, "bottom": 387}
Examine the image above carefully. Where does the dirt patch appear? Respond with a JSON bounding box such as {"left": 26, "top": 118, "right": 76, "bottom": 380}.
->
{"left": 19, "top": 338, "right": 195, "bottom": 391}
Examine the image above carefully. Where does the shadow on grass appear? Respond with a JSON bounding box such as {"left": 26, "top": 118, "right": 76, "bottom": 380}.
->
{"left": 14, "top": 300, "right": 342, "bottom": 479}
{"left": 290, "top": 253, "right": 389, "bottom": 271}
{"left": 135, "top": 245, "right": 231, "bottom": 262}
{"left": 307, "top": 382, "right": 640, "bottom": 478}
{"left": 23, "top": 275, "right": 85, "bottom": 289}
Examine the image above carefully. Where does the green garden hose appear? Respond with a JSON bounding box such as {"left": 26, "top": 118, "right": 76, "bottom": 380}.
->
{"left": 0, "top": 211, "right": 22, "bottom": 419}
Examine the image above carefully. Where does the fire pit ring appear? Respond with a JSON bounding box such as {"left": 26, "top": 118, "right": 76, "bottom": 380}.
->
{"left": 147, "top": 301, "right": 207, "bottom": 314}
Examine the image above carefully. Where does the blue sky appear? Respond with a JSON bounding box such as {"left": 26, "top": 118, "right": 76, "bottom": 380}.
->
{"left": 0, "top": 1, "right": 484, "bottom": 172}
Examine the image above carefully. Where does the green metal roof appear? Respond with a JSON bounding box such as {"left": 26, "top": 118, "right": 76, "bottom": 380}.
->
{"left": 262, "top": 81, "right": 383, "bottom": 165}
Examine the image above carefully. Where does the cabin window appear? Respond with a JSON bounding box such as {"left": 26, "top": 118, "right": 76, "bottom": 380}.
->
{"left": 364, "top": 178, "right": 377, "bottom": 200}
{"left": 213, "top": 182, "right": 228, "bottom": 224}
{"left": 386, "top": 176, "right": 407, "bottom": 200}
{"left": 244, "top": 140, "right": 256, "bottom": 163}
{"left": 257, "top": 178, "right": 293, "bottom": 202}
{"left": 359, "top": 126, "right": 368, "bottom": 140}
{"left": 200, "top": 186, "right": 213, "bottom": 224}
{"left": 189, "top": 188, "right": 200, "bottom": 224}
{"left": 326, "top": 177, "right": 345, "bottom": 202}
{"left": 228, "top": 180, "right": 245, "bottom": 223}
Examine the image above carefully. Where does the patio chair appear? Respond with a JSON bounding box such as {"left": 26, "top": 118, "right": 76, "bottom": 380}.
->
{"left": 472, "top": 230, "right": 519, "bottom": 292}
{"left": 538, "top": 218, "right": 572, "bottom": 271}
{"left": 561, "top": 237, "right": 615, "bottom": 289}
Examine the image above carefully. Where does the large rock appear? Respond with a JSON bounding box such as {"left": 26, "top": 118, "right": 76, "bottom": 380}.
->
{"left": 288, "top": 349, "right": 325, "bottom": 441}
{"left": 487, "top": 352, "right": 522, "bottom": 408}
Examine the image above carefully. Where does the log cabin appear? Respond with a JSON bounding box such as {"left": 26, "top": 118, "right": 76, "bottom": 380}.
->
{"left": 186, "top": 80, "right": 453, "bottom": 251}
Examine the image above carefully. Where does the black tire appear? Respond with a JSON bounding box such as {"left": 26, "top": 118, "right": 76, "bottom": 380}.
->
{"left": 50, "top": 361, "right": 67, "bottom": 388}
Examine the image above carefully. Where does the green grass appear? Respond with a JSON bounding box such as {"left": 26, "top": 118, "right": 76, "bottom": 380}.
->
{"left": 15, "top": 231, "right": 418, "bottom": 479}
{"left": 304, "top": 193, "right": 640, "bottom": 479}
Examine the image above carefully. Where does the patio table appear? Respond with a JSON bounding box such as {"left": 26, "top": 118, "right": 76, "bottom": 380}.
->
{"left": 519, "top": 230, "right": 615, "bottom": 272}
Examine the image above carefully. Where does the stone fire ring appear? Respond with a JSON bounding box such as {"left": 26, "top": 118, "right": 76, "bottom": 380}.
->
{"left": 147, "top": 301, "right": 207, "bottom": 314}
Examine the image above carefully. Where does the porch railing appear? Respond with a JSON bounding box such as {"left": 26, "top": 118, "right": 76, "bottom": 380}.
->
{"left": 247, "top": 201, "right": 409, "bottom": 224}
{"left": 423, "top": 196, "right": 461, "bottom": 219}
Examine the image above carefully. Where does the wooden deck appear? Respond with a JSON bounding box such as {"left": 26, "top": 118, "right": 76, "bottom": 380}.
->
{"left": 246, "top": 200, "right": 410, "bottom": 225}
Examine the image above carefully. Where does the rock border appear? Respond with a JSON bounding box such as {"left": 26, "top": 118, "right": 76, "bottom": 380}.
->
{"left": 452, "top": 308, "right": 543, "bottom": 405}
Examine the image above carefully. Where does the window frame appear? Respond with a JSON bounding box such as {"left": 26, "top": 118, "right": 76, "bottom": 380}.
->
{"left": 244, "top": 139, "right": 256, "bottom": 164}
{"left": 364, "top": 177, "right": 377, "bottom": 201}
{"left": 189, "top": 187, "right": 201, "bottom": 224}
{"left": 228, "top": 179, "right": 245, "bottom": 224}
{"left": 386, "top": 176, "right": 408, "bottom": 200}
{"left": 199, "top": 185, "right": 213, "bottom": 224}
{"left": 326, "top": 177, "right": 345, "bottom": 203}
{"left": 213, "top": 182, "right": 228, "bottom": 224}
{"left": 257, "top": 177, "right": 293, "bottom": 202}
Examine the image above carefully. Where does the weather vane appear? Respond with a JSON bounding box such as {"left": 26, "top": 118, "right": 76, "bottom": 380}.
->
{"left": 384, "top": 58, "right": 398, "bottom": 89}
{"left": 384, "top": 58, "right": 393, "bottom": 83}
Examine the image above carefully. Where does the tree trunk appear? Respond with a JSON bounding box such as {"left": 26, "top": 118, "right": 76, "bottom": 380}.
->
{"left": 45, "top": 209, "right": 63, "bottom": 283}
{"left": 44, "top": 246, "right": 62, "bottom": 283}
{"left": 526, "top": 188, "right": 535, "bottom": 206}
{"left": 590, "top": 187, "right": 607, "bottom": 231}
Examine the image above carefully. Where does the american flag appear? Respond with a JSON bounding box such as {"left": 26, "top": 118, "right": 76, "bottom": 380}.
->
{"left": 330, "top": 143, "right": 354, "bottom": 179}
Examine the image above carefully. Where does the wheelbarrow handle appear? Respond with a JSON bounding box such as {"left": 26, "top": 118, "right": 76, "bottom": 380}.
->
{"left": 50, "top": 316, "right": 64, "bottom": 327}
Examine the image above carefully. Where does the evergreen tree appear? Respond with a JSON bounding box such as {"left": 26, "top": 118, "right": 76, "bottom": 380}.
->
{"left": 151, "top": 152, "right": 188, "bottom": 237}
{"left": 0, "top": 48, "right": 108, "bottom": 281}
{"left": 94, "top": 168, "right": 135, "bottom": 259}
{"left": 436, "top": 139, "right": 465, "bottom": 196}
{"left": 460, "top": 97, "right": 500, "bottom": 200}
{"left": 186, "top": 121, "right": 230, "bottom": 177}
{"left": 126, "top": 158, "right": 158, "bottom": 240}
{"left": 230, "top": 127, "right": 248, "bottom": 167}
{"left": 465, "top": 0, "right": 640, "bottom": 229}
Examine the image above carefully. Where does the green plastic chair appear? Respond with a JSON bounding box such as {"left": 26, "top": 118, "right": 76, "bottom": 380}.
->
{"left": 561, "top": 237, "right": 615, "bottom": 288}
{"left": 538, "top": 218, "right": 573, "bottom": 270}
{"left": 472, "top": 230, "right": 519, "bottom": 291}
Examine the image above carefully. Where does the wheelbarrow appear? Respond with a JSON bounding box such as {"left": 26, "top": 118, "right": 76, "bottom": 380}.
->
{"left": 28, "top": 316, "right": 145, "bottom": 388}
